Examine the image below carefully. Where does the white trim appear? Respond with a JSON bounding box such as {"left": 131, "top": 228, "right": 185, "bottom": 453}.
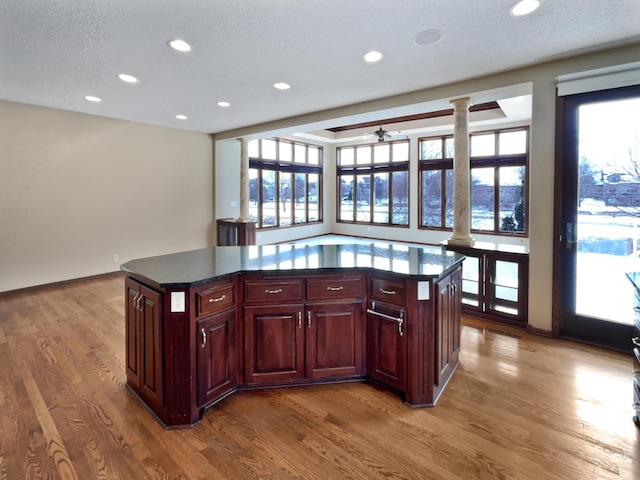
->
{"left": 556, "top": 61, "right": 640, "bottom": 96}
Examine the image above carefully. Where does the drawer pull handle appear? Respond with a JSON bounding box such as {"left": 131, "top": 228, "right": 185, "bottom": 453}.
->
{"left": 380, "top": 288, "right": 396, "bottom": 296}
{"left": 208, "top": 294, "right": 226, "bottom": 303}
{"left": 367, "top": 301, "right": 404, "bottom": 336}
{"left": 307, "top": 311, "right": 312, "bottom": 328}
{"left": 264, "top": 288, "right": 283, "bottom": 294}
{"left": 326, "top": 286, "right": 344, "bottom": 291}
{"left": 201, "top": 328, "right": 207, "bottom": 348}
{"left": 298, "top": 312, "right": 302, "bottom": 329}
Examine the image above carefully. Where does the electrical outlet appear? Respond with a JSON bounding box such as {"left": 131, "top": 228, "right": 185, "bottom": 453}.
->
{"left": 170, "top": 291, "right": 186, "bottom": 313}
{"left": 113, "top": 254, "right": 119, "bottom": 262}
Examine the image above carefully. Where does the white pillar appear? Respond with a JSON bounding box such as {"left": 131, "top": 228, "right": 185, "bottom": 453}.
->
{"left": 237, "top": 137, "right": 251, "bottom": 222}
{"left": 448, "top": 97, "right": 474, "bottom": 247}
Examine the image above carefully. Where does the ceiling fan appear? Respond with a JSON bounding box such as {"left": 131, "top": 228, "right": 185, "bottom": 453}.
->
{"left": 372, "top": 125, "right": 406, "bottom": 142}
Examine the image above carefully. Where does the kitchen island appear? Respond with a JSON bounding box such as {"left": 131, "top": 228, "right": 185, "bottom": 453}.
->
{"left": 121, "top": 242, "right": 464, "bottom": 428}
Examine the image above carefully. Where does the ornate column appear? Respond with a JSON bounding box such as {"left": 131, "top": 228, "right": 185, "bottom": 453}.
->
{"left": 448, "top": 97, "right": 474, "bottom": 247}
{"left": 237, "top": 137, "right": 251, "bottom": 222}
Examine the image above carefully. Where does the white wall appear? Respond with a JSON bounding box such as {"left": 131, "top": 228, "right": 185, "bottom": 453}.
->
{"left": 0, "top": 101, "right": 214, "bottom": 292}
{"left": 212, "top": 42, "right": 640, "bottom": 333}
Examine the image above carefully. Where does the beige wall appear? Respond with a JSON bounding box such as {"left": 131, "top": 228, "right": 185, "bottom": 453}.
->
{"left": 213, "top": 42, "right": 640, "bottom": 333}
{"left": 0, "top": 101, "right": 214, "bottom": 292}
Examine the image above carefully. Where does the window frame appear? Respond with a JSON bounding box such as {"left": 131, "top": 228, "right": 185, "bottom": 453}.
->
{"left": 418, "top": 126, "right": 529, "bottom": 236}
{"left": 336, "top": 139, "right": 410, "bottom": 227}
{"left": 249, "top": 138, "right": 323, "bottom": 229}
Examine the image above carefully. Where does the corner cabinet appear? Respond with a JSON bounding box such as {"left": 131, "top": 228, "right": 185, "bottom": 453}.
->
{"left": 122, "top": 246, "right": 463, "bottom": 429}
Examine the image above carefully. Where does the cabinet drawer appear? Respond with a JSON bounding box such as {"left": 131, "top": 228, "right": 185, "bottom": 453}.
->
{"left": 370, "top": 277, "right": 406, "bottom": 307}
{"left": 196, "top": 283, "right": 234, "bottom": 317}
{"left": 306, "top": 276, "right": 363, "bottom": 301}
{"left": 244, "top": 279, "right": 304, "bottom": 303}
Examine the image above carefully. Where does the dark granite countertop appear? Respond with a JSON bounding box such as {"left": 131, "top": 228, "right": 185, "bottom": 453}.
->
{"left": 121, "top": 243, "right": 465, "bottom": 288}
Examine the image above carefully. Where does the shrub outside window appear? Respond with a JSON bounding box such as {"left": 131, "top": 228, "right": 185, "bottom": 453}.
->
{"left": 248, "top": 138, "right": 322, "bottom": 229}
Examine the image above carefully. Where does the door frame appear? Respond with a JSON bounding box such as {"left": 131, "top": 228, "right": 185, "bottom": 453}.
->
{"left": 553, "top": 84, "right": 639, "bottom": 351}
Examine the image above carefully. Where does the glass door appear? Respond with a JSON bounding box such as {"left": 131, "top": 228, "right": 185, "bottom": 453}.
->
{"left": 559, "top": 85, "right": 640, "bottom": 350}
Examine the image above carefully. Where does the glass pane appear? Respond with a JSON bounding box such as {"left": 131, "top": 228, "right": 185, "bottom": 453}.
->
{"left": 495, "top": 260, "right": 518, "bottom": 289}
{"left": 471, "top": 168, "right": 495, "bottom": 230}
{"left": 262, "top": 139, "right": 277, "bottom": 160}
{"left": 356, "top": 146, "right": 371, "bottom": 165}
{"left": 355, "top": 175, "right": 371, "bottom": 221}
{"left": 392, "top": 141, "right": 409, "bottom": 162}
{"left": 373, "top": 173, "right": 389, "bottom": 223}
{"left": 249, "top": 169, "right": 259, "bottom": 224}
{"left": 391, "top": 171, "right": 408, "bottom": 225}
{"left": 308, "top": 146, "right": 319, "bottom": 165}
{"left": 294, "top": 173, "right": 307, "bottom": 223}
{"left": 445, "top": 138, "right": 455, "bottom": 158}
{"left": 471, "top": 133, "right": 495, "bottom": 156}
{"left": 462, "top": 256, "right": 479, "bottom": 306}
{"left": 338, "top": 147, "right": 354, "bottom": 165}
{"left": 420, "top": 139, "right": 442, "bottom": 160}
{"left": 575, "top": 97, "right": 640, "bottom": 324}
{"left": 499, "top": 166, "right": 526, "bottom": 233}
{"left": 294, "top": 143, "right": 306, "bottom": 163}
{"left": 339, "top": 176, "right": 354, "bottom": 221}
{"left": 308, "top": 174, "right": 319, "bottom": 221}
{"left": 499, "top": 130, "right": 527, "bottom": 155}
{"left": 445, "top": 170, "right": 454, "bottom": 228}
{"left": 279, "top": 172, "right": 292, "bottom": 226}
{"left": 262, "top": 170, "right": 276, "bottom": 226}
{"left": 248, "top": 140, "right": 259, "bottom": 158}
{"left": 279, "top": 141, "right": 292, "bottom": 162}
{"left": 421, "top": 170, "right": 442, "bottom": 227}
{"left": 373, "top": 144, "right": 390, "bottom": 164}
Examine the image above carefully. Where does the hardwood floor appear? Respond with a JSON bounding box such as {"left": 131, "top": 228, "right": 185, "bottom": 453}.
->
{"left": 0, "top": 274, "right": 638, "bottom": 479}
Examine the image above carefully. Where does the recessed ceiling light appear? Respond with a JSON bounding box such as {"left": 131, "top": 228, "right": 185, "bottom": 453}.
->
{"left": 510, "top": 0, "right": 541, "bottom": 16}
{"left": 273, "top": 82, "right": 291, "bottom": 90}
{"left": 85, "top": 95, "right": 101, "bottom": 102}
{"left": 363, "top": 51, "right": 383, "bottom": 63}
{"left": 118, "top": 74, "right": 138, "bottom": 83}
{"left": 217, "top": 101, "right": 230, "bottom": 107}
{"left": 176, "top": 114, "right": 187, "bottom": 120}
{"left": 168, "top": 39, "right": 192, "bottom": 52}
{"left": 413, "top": 30, "right": 443, "bottom": 47}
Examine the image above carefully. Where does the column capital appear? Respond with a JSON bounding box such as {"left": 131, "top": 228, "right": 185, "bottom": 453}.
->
{"left": 449, "top": 97, "right": 471, "bottom": 109}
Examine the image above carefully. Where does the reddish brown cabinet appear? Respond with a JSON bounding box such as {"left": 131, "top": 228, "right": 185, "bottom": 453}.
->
{"left": 243, "top": 274, "right": 364, "bottom": 385}
{"left": 122, "top": 244, "right": 463, "bottom": 428}
{"left": 435, "top": 268, "right": 461, "bottom": 388}
{"left": 125, "top": 277, "right": 164, "bottom": 413}
{"left": 244, "top": 304, "right": 305, "bottom": 384}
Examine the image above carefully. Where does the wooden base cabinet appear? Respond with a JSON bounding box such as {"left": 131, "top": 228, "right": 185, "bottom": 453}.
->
{"left": 243, "top": 274, "right": 364, "bottom": 386}
{"left": 123, "top": 261, "right": 462, "bottom": 428}
{"left": 125, "top": 277, "right": 164, "bottom": 414}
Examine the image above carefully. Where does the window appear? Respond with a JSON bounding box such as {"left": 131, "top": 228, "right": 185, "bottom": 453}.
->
{"left": 337, "top": 140, "right": 409, "bottom": 226}
{"left": 419, "top": 127, "right": 528, "bottom": 235}
{"left": 248, "top": 138, "right": 322, "bottom": 229}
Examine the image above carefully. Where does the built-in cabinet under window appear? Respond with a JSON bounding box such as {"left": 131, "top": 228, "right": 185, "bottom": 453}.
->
{"left": 445, "top": 242, "right": 529, "bottom": 327}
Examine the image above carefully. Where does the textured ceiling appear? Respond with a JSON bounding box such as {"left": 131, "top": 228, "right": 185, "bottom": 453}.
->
{"left": 1, "top": 0, "right": 640, "bottom": 135}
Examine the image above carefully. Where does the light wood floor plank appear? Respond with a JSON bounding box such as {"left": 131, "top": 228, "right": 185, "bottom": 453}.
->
{"left": 0, "top": 274, "right": 638, "bottom": 479}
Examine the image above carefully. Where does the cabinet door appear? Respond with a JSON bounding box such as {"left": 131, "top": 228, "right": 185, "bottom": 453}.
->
{"left": 367, "top": 302, "right": 406, "bottom": 391}
{"left": 124, "top": 278, "right": 163, "bottom": 410}
{"left": 244, "top": 305, "right": 305, "bottom": 384}
{"left": 125, "top": 278, "right": 142, "bottom": 389}
{"left": 197, "top": 309, "right": 237, "bottom": 406}
{"left": 435, "top": 269, "right": 461, "bottom": 387}
{"left": 306, "top": 303, "right": 363, "bottom": 379}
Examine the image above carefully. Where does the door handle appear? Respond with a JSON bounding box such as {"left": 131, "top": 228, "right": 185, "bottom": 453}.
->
{"left": 566, "top": 222, "right": 576, "bottom": 250}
